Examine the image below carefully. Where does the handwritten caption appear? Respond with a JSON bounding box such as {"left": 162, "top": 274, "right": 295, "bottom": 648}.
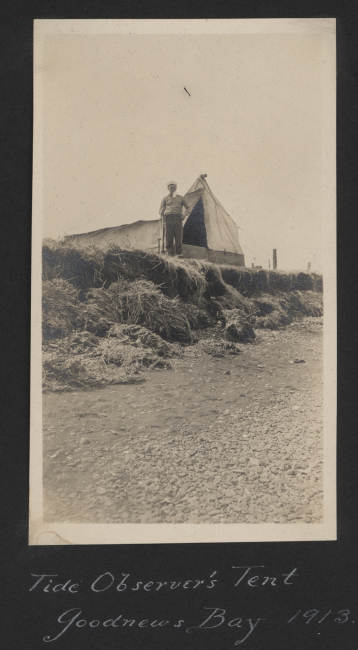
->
{"left": 29, "top": 566, "right": 352, "bottom": 645}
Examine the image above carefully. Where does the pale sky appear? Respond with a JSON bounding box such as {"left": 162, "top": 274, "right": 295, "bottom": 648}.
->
{"left": 41, "top": 32, "right": 327, "bottom": 271}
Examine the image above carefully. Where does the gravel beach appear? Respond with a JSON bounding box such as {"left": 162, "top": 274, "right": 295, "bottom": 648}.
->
{"left": 43, "top": 317, "right": 323, "bottom": 525}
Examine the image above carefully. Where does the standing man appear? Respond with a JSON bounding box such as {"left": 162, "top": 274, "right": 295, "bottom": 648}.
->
{"left": 159, "top": 182, "right": 189, "bottom": 256}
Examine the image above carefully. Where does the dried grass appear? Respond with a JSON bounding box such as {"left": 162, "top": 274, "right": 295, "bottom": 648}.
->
{"left": 43, "top": 325, "right": 181, "bottom": 392}
{"left": 215, "top": 284, "right": 253, "bottom": 312}
{"left": 181, "top": 303, "right": 216, "bottom": 330}
{"left": 43, "top": 239, "right": 323, "bottom": 301}
{"left": 42, "top": 279, "right": 80, "bottom": 341}
{"left": 220, "top": 266, "right": 323, "bottom": 297}
{"left": 76, "top": 279, "right": 193, "bottom": 343}
{"left": 253, "top": 291, "right": 323, "bottom": 329}
{"left": 42, "top": 241, "right": 324, "bottom": 392}
{"left": 42, "top": 240, "right": 105, "bottom": 294}
{"left": 107, "top": 323, "right": 180, "bottom": 357}
{"left": 196, "top": 339, "right": 242, "bottom": 357}
{"left": 43, "top": 239, "right": 207, "bottom": 303}
{"left": 185, "top": 259, "right": 228, "bottom": 297}
{"left": 43, "top": 349, "right": 145, "bottom": 392}
{"left": 222, "top": 309, "right": 256, "bottom": 342}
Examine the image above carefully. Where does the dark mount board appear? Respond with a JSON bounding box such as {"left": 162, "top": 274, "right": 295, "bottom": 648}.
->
{"left": 1, "top": 2, "right": 357, "bottom": 650}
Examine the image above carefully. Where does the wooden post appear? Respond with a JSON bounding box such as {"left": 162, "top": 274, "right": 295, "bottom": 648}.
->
{"left": 161, "top": 217, "right": 166, "bottom": 253}
{"left": 273, "top": 249, "right": 277, "bottom": 270}
{"left": 307, "top": 262, "right": 311, "bottom": 272}
{"left": 252, "top": 262, "right": 254, "bottom": 268}
{"left": 268, "top": 259, "right": 270, "bottom": 270}
{"left": 159, "top": 218, "right": 163, "bottom": 254}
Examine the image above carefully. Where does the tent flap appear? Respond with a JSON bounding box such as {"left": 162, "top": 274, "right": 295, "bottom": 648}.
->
{"left": 184, "top": 176, "right": 244, "bottom": 256}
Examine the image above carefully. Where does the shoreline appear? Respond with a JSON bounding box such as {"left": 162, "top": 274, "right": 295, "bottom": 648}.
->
{"left": 43, "top": 317, "right": 323, "bottom": 525}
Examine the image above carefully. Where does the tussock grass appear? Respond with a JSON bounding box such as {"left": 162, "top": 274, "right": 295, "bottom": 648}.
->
{"left": 220, "top": 265, "right": 323, "bottom": 296}
{"left": 42, "top": 240, "right": 323, "bottom": 391}
{"left": 43, "top": 239, "right": 207, "bottom": 303}
{"left": 185, "top": 259, "right": 228, "bottom": 297}
{"left": 222, "top": 309, "right": 256, "bottom": 342}
{"left": 76, "top": 279, "right": 193, "bottom": 343}
{"left": 253, "top": 291, "right": 323, "bottom": 329}
{"left": 43, "top": 239, "right": 322, "bottom": 302}
{"left": 42, "top": 276, "right": 193, "bottom": 344}
{"left": 42, "top": 279, "right": 80, "bottom": 341}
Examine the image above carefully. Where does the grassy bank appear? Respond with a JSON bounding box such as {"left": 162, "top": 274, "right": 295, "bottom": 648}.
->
{"left": 42, "top": 240, "right": 323, "bottom": 391}
{"left": 43, "top": 239, "right": 323, "bottom": 299}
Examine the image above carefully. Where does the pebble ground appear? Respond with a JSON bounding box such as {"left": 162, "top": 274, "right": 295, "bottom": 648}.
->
{"left": 43, "top": 318, "right": 323, "bottom": 525}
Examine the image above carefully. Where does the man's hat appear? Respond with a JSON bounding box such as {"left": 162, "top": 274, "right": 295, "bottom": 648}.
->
{"left": 167, "top": 181, "right": 177, "bottom": 188}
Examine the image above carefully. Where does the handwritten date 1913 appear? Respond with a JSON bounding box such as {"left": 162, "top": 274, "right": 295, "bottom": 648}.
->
{"left": 287, "top": 609, "right": 351, "bottom": 625}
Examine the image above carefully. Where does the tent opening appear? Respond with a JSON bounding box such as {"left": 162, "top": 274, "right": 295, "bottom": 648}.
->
{"left": 183, "top": 197, "right": 208, "bottom": 248}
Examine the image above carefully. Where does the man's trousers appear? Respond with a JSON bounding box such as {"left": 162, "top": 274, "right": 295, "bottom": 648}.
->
{"left": 165, "top": 214, "right": 183, "bottom": 256}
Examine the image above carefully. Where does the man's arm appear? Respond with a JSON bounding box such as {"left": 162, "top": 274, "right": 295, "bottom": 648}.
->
{"left": 182, "top": 197, "right": 190, "bottom": 220}
{"left": 159, "top": 197, "right": 166, "bottom": 217}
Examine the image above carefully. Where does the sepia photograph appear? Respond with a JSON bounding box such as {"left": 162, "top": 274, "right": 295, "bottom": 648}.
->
{"left": 30, "top": 18, "right": 336, "bottom": 544}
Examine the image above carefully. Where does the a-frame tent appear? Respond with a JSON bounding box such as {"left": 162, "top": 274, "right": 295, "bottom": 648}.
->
{"left": 182, "top": 175, "right": 245, "bottom": 265}
{"left": 65, "top": 175, "right": 245, "bottom": 267}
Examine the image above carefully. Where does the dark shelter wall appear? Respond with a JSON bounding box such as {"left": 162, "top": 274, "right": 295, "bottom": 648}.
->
{"left": 183, "top": 197, "right": 208, "bottom": 247}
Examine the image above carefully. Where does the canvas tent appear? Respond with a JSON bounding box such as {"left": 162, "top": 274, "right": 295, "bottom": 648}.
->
{"left": 181, "top": 175, "right": 244, "bottom": 264}
{"left": 65, "top": 175, "right": 245, "bottom": 266}
{"left": 64, "top": 219, "right": 160, "bottom": 252}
